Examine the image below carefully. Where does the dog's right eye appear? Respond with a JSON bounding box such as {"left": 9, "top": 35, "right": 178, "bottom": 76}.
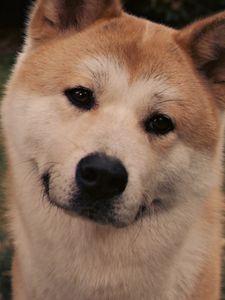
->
{"left": 64, "top": 86, "right": 95, "bottom": 110}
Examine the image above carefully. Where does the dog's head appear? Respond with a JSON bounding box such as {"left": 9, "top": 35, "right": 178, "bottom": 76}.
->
{"left": 2, "top": 0, "right": 225, "bottom": 227}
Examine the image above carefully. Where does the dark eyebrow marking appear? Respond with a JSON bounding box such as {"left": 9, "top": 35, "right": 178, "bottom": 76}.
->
{"left": 156, "top": 99, "right": 183, "bottom": 106}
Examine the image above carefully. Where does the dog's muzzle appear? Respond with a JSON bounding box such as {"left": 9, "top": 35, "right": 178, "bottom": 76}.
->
{"left": 72, "top": 152, "right": 128, "bottom": 225}
{"left": 42, "top": 152, "right": 151, "bottom": 227}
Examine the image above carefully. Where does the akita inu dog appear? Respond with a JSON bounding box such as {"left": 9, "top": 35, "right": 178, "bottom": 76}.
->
{"left": 1, "top": 0, "right": 225, "bottom": 299}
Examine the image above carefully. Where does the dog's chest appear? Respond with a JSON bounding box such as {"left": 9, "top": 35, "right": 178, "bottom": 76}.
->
{"left": 16, "top": 223, "right": 208, "bottom": 300}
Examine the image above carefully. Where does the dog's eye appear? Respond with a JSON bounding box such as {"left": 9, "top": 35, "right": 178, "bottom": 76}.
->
{"left": 64, "top": 87, "right": 95, "bottom": 110}
{"left": 145, "top": 114, "right": 175, "bottom": 135}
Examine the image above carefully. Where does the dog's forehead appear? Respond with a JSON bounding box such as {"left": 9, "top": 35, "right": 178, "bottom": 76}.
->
{"left": 16, "top": 15, "right": 186, "bottom": 95}
{"left": 80, "top": 15, "right": 182, "bottom": 80}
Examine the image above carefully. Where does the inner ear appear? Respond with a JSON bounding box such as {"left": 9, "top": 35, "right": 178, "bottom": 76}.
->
{"left": 28, "top": 0, "right": 122, "bottom": 43}
{"left": 202, "top": 50, "right": 225, "bottom": 83}
{"left": 176, "top": 13, "right": 225, "bottom": 82}
{"left": 191, "top": 20, "right": 225, "bottom": 83}
{"left": 176, "top": 12, "right": 225, "bottom": 109}
{"left": 56, "top": 0, "right": 122, "bottom": 30}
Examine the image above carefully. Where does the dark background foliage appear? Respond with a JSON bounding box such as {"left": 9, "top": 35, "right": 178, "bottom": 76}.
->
{"left": 1, "top": 0, "right": 225, "bottom": 53}
{"left": 124, "top": 0, "right": 225, "bottom": 27}
{"left": 1, "top": 0, "right": 225, "bottom": 29}
{"left": 0, "top": 1, "right": 225, "bottom": 300}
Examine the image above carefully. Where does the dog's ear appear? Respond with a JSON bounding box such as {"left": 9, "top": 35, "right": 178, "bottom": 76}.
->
{"left": 28, "top": 0, "right": 122, "bottom": 44}
{"left": 176, "top": 12, "right": 225, "bottom": 109}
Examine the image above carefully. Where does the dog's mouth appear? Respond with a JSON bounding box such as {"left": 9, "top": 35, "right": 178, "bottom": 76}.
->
{"left": 42, "top": 173, "right": 50, "bottom": 196}
{"left": 41, "top": 172, "right": 159, "bottom": 227}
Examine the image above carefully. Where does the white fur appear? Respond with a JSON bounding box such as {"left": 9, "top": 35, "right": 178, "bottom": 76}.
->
{"left": 1, "top": 54, "right": 221, "bottom": 299}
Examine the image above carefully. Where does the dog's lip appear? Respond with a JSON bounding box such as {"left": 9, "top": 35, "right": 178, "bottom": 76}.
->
{"left": 41, "top": 173, "right": 162, "bottom": 226}
{"left": 41, "top": 172, "right": 50, "bottom": 196}
{"left": 135, "top": 204, "right": 148, "bottom": 221}
{"left": 135, "top": 198, "right": 163, "bottom": 221}
{"left": 43, "top": 191, "right": 161, "bottom": 227}
{"left": 43, "top": 189, "right": 139, "bottom": 228}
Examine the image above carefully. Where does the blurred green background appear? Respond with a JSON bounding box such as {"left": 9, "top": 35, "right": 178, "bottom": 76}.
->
{"left": 0, "top": 0, "right": 225, "bottom": 299}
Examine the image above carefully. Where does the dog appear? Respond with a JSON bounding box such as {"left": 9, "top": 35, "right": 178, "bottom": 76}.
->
{"left": 1, "top": 0, "right": 225, "bottom": 299}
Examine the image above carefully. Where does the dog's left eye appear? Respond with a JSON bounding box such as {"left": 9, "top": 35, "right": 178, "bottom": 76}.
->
{"left": 145, "top": 114, "right": 175, "bottom": 135}
{"left": 64, "top": 86, "right": 95, "bottom": 110}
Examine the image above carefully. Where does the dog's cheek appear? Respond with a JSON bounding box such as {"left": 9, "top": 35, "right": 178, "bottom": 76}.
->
{"left": 137, "top": 143, "right": 216, "bottom": 216}
{"left": 2, "top": 94, "right": 53, "bottom": 158}
{"left": 157, "top": 147, "right": 216, "bottom": 211}
{"left": 5, "top": 93, "right": 73, "bottom": 164}
{"left": 1, "top": 94, "right": 40, "bottom": 161}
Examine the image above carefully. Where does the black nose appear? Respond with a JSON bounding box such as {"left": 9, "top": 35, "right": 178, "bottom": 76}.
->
{"left": 76, "top": 153, "right": 128, "bottom": 200}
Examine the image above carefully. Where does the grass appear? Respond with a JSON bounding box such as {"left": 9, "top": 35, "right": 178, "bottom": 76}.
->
{"left": 0, "top": 53, "right": 225, "bottom": 299}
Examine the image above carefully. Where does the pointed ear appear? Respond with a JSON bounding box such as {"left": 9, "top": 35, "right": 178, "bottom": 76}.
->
{"left": 28, "top": 0, "right": 122, "bottom": 44}
{"left": 176, "top": 12, "right": 225, "bottom": 109}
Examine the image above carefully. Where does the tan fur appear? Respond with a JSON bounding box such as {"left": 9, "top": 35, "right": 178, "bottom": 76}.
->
{"left": 1, "top": 1, "right": 225, "bottom": 299}
{"left": 191, "top": 190, "right": 222, "bottom": 300}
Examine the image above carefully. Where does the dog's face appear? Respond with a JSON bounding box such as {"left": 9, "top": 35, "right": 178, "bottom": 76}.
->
{"left": 2, "top": 1, "right": 225, "bottom": 227}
